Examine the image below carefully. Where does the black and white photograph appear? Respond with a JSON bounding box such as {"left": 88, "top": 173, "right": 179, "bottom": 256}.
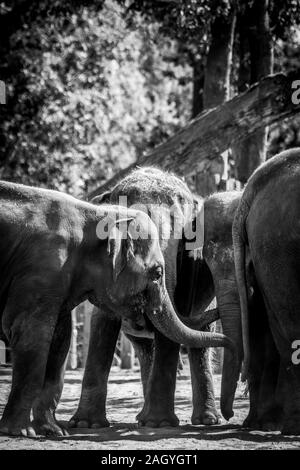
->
{"left": 0, "top": 0, "right": 300, "bottom": 453}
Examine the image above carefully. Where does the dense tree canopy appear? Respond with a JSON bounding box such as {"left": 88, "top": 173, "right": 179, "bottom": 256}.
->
{"left": 0, "top": 0, "right": 299, "bottom": 196}
{"left": 269, "top": 28, "right": 300, "bottom": 155}
{"left": 0, "top": 0, "right": 192, "bottom": 195}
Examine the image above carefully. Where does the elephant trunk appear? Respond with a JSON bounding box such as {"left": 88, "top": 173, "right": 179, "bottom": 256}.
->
{"left": 232, "top": 222, "right": 250, "bottom": 382}
{"left": 218, "top": 290, "right": 243, "bottom": 421}
{"left": 146, "top": 283, "right": 236, "bottom": 353}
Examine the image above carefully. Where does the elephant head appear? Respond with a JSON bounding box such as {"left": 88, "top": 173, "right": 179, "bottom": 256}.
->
{"left": 100, "top": 208, "right": 236, "bottom": 354}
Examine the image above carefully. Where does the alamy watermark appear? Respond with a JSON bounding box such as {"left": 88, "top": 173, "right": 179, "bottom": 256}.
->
{"left": 292, "top": 80, "right": 300, "bottom": 105}
{"left": 0, "top": 80, "right": 6, "bottom": 104}
{"left": 95, "top": 196, "right": 204, "bottom": 251}
{"left": 292, "top": 340, "right": 300, "bottom": 365}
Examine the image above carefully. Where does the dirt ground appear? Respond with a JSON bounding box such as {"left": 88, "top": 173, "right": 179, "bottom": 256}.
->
{"left": 1, "top": 364, "right": 300, "bottom": 450}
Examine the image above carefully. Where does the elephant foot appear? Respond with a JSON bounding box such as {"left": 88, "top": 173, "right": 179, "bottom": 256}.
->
{"left": 282, "top": 423, "right": 300, "bottom": 436}
{"left": 259, "top": 420, "right": 281, "bottom": 432}
{"left": 259, "top": 407, "right": 283, "bottom": 432}
{"left": 243, "top": 407, "right": 283, "bottom": 431}
{"left": 282, "top": 415, "right": 300, "bottom": 436}
{"left": 0, "top": 417, "right": 37, "bottom": 438}
{"left": 33, "top": 418, "right": 69, "bottom": 437}
{"left": 137, "top": 407, "right": 179, "bottom": 428}
{"left": 243, "top": 412, "right": 259, "bottom": 430}
{"left": 68, "top": 409, "right": 110, "bottom": 429}
{"left": 192, "top": 408, "right": 221, "bottom": 426}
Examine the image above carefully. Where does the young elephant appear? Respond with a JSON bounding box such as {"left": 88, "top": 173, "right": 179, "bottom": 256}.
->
{"left": 0, "top": 180, "right": 231, "bottom": 438}
{"left": 233, "top": 148, "right": 300, "bottom": 435}
{"left": 70, "top": 168, "right": 242, "bottom": 429}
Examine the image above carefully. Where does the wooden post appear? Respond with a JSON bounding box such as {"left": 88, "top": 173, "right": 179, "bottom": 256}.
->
{"left": 213, "top": 320, "right": 224, "bottom": 374}
{"left": 67, "top": 309, "right": 78, "bottom": 370}
{"left": 120, "top": 333, "right": 135, "bottom": 369}
{"left": 0, "top": 340, "right": 6, "bottom": 364}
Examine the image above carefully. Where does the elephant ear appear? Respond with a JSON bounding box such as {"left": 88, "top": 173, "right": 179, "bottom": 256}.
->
{"left": 107, "top": 219, "right": 135, "bottom": 281}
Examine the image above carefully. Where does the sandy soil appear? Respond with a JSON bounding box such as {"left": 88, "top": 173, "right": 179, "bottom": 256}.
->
{"left": 1, "top": 364, "right": 300, "bottom": 450}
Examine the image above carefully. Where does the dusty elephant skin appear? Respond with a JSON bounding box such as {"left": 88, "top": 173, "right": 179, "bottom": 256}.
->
{"left": 233, "top": 148, "right": 300, "bottom": 436}
{"left": 0, "top": 180, "right": 233, "bottom": 438}
{"left": 70, "top": 167, "right": 241, "bottom": 430}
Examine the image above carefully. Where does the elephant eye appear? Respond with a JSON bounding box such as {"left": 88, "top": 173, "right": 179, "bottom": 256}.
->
{"left": 151, "top": 266, "right": 163, "bottom": 281}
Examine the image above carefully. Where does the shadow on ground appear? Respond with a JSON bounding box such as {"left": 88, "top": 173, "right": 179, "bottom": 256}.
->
{"left": 1, "top": 366, "right": 300, "bottom": 450}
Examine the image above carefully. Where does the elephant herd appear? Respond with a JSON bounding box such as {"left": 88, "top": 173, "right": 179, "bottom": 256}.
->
{"left": 0, "top": 148, "right": 299, "bottom": 437}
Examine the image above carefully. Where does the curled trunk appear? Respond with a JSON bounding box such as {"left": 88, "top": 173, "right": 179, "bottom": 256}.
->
{"left": 122, "top": 308, "right": 219, "bottom": 341}
{"left": 146, "top": 286, "right": 236, "bottom": 354}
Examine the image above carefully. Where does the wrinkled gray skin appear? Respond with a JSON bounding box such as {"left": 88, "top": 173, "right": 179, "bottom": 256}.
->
{"left": 0, "top": 181, "right": 231, "bottom": 438}
{"left": 70, "top": 168, "right": 242, "bottom": 428}
{"left": 242, "top": 284, "right": 284, "bottom": 432}
{"left": 233, "top": 148, "right": 300, "bottom": 435}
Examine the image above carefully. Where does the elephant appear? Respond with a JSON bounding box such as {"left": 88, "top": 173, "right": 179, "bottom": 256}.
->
{"left": 233, "top": 147, "right": 300, "bottom": 435}
{"left": 0, "top": 179, "right": 232, "bottom": 437}
{"left": 70, "top": 167, "right": 243, "bottom": 429}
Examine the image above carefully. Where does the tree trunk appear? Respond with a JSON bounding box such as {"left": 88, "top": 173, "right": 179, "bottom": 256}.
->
{"left": 203, "top": 14, "right": 236, "bottom": 108}
{"left": 195, "top": 13, "right": 236, "bottom": 197}
{"left": 233, "top": 0, "right": 274, "bottom": 183}
{"left": 0, "top": 340, "right": 6, "bottom": 364}
{"left": 89, "top": 70, "right": 300, "bottom": 199}
{"left": 67, "top": 310, "right": 78, "bottom": 370}
{"left": 192, "top": 60, "right": 204, "bottom": 119}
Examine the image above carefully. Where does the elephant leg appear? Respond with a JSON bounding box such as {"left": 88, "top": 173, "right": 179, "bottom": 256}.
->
{"left": 271, "top": 327, "right": 300, "bottom": 436}
{"left": 274, "top": 360, "right": 288, "bottom": 426}
{"left": 69, "top": 307, "right": 121, "bottom": 429}
{"left": 263, "top": 304, "right": 300, "bottom": 435}
{"left": 273, "top": 346, "right": 300, "bottom": 434}
{"left": 244, "top": 374, "right": 261, "bottom": 428}
{"left": 0, "top": 303, "right": 57, "bottom": 437}
{"left": 126, "top": 334, "right": 154, "bottom": 398}
{"left": 252, "top": 250, "right": 300, "bottom": 435}
{"left": 243, "top": 292, "right": 268, "bottom": 429}
{"left": 32, "top": 311, "right": 72, "bottom": 436}
{"left": 259, "top": 297, "right": 300, "bottom": 434}
{"left": 138, "top": 330, "right": 180, "bottom": 428}
{"left": 244, "top": 338, "right": 265, "bottom": 429}
{"left": 188, "top": 325, "right": 221, "bottom": 425}
{"left": 256, "top": 327, "right": 283, "bottom": 431}
{"left": 281, "top": 365, "right": 300, "bottom": 435}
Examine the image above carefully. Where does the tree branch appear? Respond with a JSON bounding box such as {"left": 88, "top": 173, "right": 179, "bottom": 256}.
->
{"left": 89, "top": 70, "right": 300, "bottom": 199}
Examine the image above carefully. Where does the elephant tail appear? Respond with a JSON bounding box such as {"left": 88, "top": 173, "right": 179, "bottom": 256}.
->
{"left": 232, "top": 200, "right": 249, "bottom": 382}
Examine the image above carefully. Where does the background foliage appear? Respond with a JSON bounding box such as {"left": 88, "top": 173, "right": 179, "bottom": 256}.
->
{"left": 0, "top": 0, "right": 299, "bottom": 196}
{"left": 0, "top": 0, "right": 192, "bottom": 196}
